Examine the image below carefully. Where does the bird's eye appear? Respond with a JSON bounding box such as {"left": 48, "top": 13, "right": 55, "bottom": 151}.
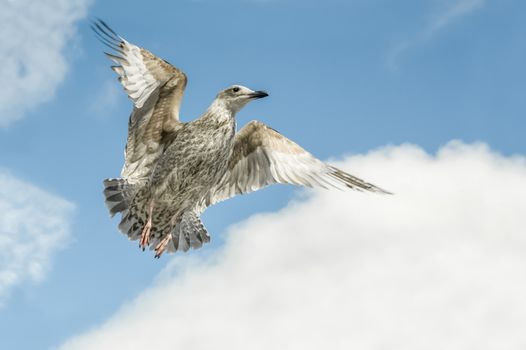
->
{"left": 232, "top": 87, "right": 240, "bottom": 93}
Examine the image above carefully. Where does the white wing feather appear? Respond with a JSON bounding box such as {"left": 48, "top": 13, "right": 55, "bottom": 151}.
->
{"left": 93, "top": 20, "right": 187, "bottom": 183}
{"left": 206, "top": 121, "right": 390, "bottom": 206}
{"left": 107, "top": 42, "right": 159, "bottom": 108}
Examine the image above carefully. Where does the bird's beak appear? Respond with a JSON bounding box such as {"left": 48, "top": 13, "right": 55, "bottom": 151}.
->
{"left": 248, "top": 91, "right": 269, "bottom": 99}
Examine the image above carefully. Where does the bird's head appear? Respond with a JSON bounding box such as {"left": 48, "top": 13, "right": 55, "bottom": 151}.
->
{"left": 214, "top": 85, "right": 268, "bottom": 114}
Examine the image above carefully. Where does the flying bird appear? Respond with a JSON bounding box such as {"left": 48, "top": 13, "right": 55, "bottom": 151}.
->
{"left": 93, "top": 20, "right": 390, "bottom": 258}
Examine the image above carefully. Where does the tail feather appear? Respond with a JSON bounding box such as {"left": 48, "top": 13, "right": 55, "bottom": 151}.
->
{"left": 117, "top": 186, "right": 150, "bottom": 240}
{"left": 118, "top": 211, "right": 145, "bottom": 240}
{"left": 103, "top": 178, "right": 139, "bottom": 217}
{"left": 166, "top": 211, "right": 210, "bottom": 253}
{"left": 104, "top": 178, "right": 211, "bottom": 255}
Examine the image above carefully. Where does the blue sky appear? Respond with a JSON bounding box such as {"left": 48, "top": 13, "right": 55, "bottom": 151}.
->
{"left": 1, "top": 0, "right": 525, "bottom": 349}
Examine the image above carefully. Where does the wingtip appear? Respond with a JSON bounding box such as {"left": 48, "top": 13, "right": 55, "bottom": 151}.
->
{"left": 90, "top": 17, "right": 104, "bottom": 28}
{"left": 90, "top": 18, "right": 124, "bottom": 51}
{"left": 375, "top": 187, "right": 394, "bottom": 195}
{"left": 328, "top": 166, "right": 393, "bottom": 195}
{"left": 365, "top": 182, "right": 393, "bottom": 195}
{"left": 97, "top": 18, "right": 121, "bottom": 38}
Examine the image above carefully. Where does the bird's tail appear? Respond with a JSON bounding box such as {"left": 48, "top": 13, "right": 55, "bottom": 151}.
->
{"left": 116, "top": 185, "right": 151, "bottom": 241}
{"left": 148, "top": 210, "right": 211, "bottom": 254}
{"left": 105, "top": 179, "right": 210, "bottom": 254}
{"left": 103, "top": 178, "right": 139, "bottom": 217}
{"left": 173, "top": 211, "right": 210, "bottom": 252}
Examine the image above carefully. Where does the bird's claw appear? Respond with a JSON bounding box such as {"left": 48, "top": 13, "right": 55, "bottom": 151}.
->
{"left": 154, "top": 235, "right": 171, "bottom": 258}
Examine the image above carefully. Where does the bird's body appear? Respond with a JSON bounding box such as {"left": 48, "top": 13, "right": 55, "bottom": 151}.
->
{"left": 125, "top": 105, "right": 237, "bottom": 253}
{"left": 94, "top": 20, "right": 390, "bottom": 257}
{"left": 150, "top": 109, "right": 236, "bottom": 205}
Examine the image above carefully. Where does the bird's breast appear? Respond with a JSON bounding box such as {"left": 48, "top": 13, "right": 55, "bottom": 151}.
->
{"left": 152, "top": 120, "right": 235, "bottom": 198}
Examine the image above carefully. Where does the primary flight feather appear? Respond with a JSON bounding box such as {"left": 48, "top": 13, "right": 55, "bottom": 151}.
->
{"left": 94, "top": 20, "right": 390, "bottom": 258}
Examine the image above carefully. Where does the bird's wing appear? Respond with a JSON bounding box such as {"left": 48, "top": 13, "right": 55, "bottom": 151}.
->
{"left": 92, "top": 20, "right": 187, "bottom": 182}
{"left": 206, "top": 120, "right": 390, "bottom": 205}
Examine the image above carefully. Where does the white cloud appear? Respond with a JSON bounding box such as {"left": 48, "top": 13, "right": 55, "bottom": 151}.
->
{"left": 0, "top": 171, "right": 74, "bottom": 305}
{"left": 0, "top": 0, "right": 90, "bottom": 126}
{"left": 59, "top": 141, "right": 526, "bottom": 350}
{"left": 389, "top": 0, "right": 485, "bottom": 68}
{"left": 0, "top": 0, "right": 85, "bottom": 305}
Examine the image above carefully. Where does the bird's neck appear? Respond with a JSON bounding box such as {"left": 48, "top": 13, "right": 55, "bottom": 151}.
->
{"left": 203, "top": 99, "right": 236, "bottom": 122}
{"left": 198, "top": 99, "right": 237, "bottom": 134}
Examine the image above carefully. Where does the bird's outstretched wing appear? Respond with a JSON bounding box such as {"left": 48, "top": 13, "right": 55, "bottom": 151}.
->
{"left": 92, "top": 20, "right": 187, "bottom": 182}
{"left": 206, "top": 121, "right": 391, "bottom": 205}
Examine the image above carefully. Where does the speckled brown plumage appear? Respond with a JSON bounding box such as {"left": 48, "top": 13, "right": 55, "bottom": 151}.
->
{"left": 96, "top": 20, "right": 390, "bottom": 258}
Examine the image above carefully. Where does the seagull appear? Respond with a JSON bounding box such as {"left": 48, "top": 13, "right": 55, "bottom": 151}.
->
{"left": 93, "top": 20, "right": 390, "bottom": 258}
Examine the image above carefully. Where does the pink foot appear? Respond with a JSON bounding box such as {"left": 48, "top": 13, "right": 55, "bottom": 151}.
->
{"left": 139, "top": 218, "right": 152, "bottom": 250}
{"left": 139, "top": 203, "right": 154, "bottom": 251}
{"left": 154, "top": 235, "right": 172, "bottom": 258}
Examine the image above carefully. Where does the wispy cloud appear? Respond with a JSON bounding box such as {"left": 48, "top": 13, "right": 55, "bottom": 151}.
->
{"left": 0, "top": 0, "right": 90, "bottom": 127}
{"left": 59, "top": 141, "right": 526, "bottom": 350}
{"left": 428, "top": 0, "right": 485, "bottom": 35}
{"left": 389, "top": 0, "right": 486, "bottom": 68}
{"left": 0, "top": 171, "right": 74, "bottom": 305}
{"left": 0, "top": 0, "right": 87, "bottom": 304}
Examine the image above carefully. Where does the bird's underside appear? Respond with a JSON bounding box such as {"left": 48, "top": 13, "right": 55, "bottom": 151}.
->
{"left": 94, "top": 20, "right": 390, "bottom": 258}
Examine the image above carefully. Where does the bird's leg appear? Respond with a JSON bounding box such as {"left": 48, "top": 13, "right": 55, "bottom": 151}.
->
{"left": 154, "top": 214, "right": 179, "bottom": 258}
{"left": 139, "top": 201, "right": 154, "bottom": 251}
{"left": 154, "top": 234, "right": 172, "bottom": 258}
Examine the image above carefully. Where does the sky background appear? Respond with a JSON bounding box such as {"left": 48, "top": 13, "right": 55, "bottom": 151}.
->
{"left": 0, "top": 0, "right": 525, "bottom": 349}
